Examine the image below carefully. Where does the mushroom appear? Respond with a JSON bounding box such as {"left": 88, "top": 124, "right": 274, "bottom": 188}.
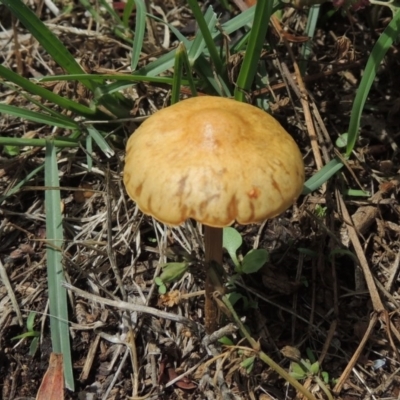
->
{"left": 123, "top": 96, "right": 304, "bottom": 333}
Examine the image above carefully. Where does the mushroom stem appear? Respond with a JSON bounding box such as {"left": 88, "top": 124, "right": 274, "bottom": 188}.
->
{"left": 204, "top": 225, "right": 223, "bottom": 333}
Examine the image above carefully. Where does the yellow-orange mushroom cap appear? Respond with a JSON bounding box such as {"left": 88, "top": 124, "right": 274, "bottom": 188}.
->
{"left": 123, "top": 96, "right": 304, "bottom": 228}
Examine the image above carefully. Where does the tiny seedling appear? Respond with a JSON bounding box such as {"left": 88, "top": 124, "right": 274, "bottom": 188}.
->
{"left": 154, "top": 261, "right": 189, "bottom": 294}
{"left": 240, "top": 355, "right": 256, "bottom": 374}
{"left": 11, "top": 311, "right": 40, "bottom": 356}
{"left": 288, "top": 348, "right": 334, "bottom": 400}
{"left": 223, "top": 227, "right": 269, "bottom": 274}
{"left": 314, "top": 204, "right": 327, "bottom": 218}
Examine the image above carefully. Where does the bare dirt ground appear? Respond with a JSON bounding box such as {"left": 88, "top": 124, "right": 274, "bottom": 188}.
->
{"left": 1, "top": 0, "right": 400, "bottom": 399}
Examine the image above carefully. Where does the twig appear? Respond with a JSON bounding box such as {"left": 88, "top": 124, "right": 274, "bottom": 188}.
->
{"left": 218, "top": 292, "right": 318, "bottom": 400}
{"left": 283, "top": 38, "right": 324, "bottom": 172}
{"left": 62, "top": 282, "right": 201, "bottom": 333}
{"left": 336, "top": 190, "right": 384, "bottom": 311}
{"left": 333, "top": 312, "right": 378, "bottom": 393}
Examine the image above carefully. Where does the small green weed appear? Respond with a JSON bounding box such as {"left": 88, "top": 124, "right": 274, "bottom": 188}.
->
{"left": 11, "top": 311, "right": 40, "bottom": 356}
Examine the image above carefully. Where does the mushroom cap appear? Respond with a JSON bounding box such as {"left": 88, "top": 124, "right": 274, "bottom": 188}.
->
{"left": 123, "top": 96, "right": 304, "bottom": 227}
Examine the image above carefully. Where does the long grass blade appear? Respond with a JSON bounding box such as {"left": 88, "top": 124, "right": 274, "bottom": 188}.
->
{"left": 0, "top": 104, "right": 79, "bottom": 129}
{"left": 171, "top": 43, "right": 185, "bottom": 104}
{"left": 0, "top": 164, "right": 44, "bottom": 204}
{"left": 0, "top": 136, "right": 80, "bottom": 148}
{"left": 188, "top": 7, "right": 218, "bottom": 65}
{"left": 234, "top": 1, "right": 274, "bottom": 102}
{"left": 345, "top": 10, "right": 400, "bottom": 156}
{"left": 86, "top": 126, "right": 115, "bottom": 157}
{"left": 0, "top": 65, "right": 96, "bottom": 117}
{"left": 180, "top": 44, "right": 198, "bottom": 97}
{"left": 0, "top": 0, "right": 95, "bottom": 91}
{"left": 186, "top": 1, "right": 223, "bottom": 73}
{"left": 302, "top": 158, "right": 343, "bottom": 194}
{"left": 44, "top": 141, "right": 74, "bottom": 390}
{"left": 299, "top": 4, "right": 320, "bottom": 74}
{"left": 131, "top": 0, "right": 146, "bottom": 71}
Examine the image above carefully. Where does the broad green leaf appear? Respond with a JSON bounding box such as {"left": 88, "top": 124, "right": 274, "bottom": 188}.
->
{"left": 159, "top": 262, "right": 189, "bottom": 283}
{"left": 241, "top": 249, "right": 269, "bottom": 274}
{"left": 223, "top": 227, "right": 242, "bottom": 268}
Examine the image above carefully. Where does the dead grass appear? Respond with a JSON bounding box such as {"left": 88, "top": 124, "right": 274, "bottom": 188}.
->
{"left": 1, "top": 0, "right": 400, "bottom": 399}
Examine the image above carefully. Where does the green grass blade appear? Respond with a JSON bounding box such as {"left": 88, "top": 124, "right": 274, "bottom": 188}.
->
{"left": 44, "top": 141, "right": 74, "bottom": 390}
{"left": 171, "top": 43, "right": 185, "bottom": 104}
{"left": 0, "top": 136, "right": 79, "bottom": 148}
{"left": 299, "top": 4, "right": 320, "bottom": 74}
{"left": 0, "top": 104, "right": 79, "bottom": 129}
{"left": 235, "top": 1, "right": 274, "bottom": 102}
{"left": 98, "top": 0, "right": 123, "bottom": 24}
{"left": 180, "top": 44, "right": 198, "bottom": 97}
{"left": 41, "top": 73, "right": 183, "bottom": 85}
{"left": 0, "top": 0, "right": 95, "bottom": 91}
{"left": 123, "top": 0, "right": 135, "bottom": 27}
{"left": 78, "top": 0, "right": 103, "bottom": 23}
{"left": 346, "top": 10, "right": 400, "bottom": 156}
{"left": 131, "top": 6, "right": 257, "bottom": 80}
{"left": 131, "top": 0, "right": 146, "bottom": 71}
{"left": 302, "top": 158, "right": 343, "bottom": 194}
{"left": 188, "top": 7, "right": 218, "bottom": 65}
{"left": 0, "top": 164, "right": 44, "bottom": 204}
{"left": 187, "top": 1, "right": 223, "bottom": 72}
{"left": 0, "top": 65, "right": 96, "bottom": 117}
{"left": 86, "top": 134, "right": 93, "bottom": 171}
{"left": 87, "top": 126, "right": 115, "bottom": 157}
{"left": 220, "top": 6, "right": 255, "bottom": 33}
